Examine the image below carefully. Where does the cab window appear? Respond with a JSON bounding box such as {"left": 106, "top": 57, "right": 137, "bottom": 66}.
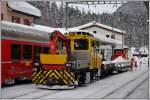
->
{"left": 74, "top": 39, "right": 88, "bottom": 50}
{"left": 42, "top": 47, "right": 49, "bottom": 54}
{"left": 57, "top": 39, "right": 67, "bottom": 54}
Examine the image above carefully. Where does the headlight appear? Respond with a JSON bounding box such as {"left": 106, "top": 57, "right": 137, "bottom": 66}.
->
{"left": 65, "top": 63, "right": 72, "bottom": 67}
{"left": 34, "top": 62, "right": 39, "bottom": 66}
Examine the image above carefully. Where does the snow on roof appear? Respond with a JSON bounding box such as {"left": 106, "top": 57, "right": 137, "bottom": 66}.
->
{"left": 94, "top": 34, "right": 122, "bottom": 45}
{"left": 1, "top": 21, "right": 67, "bottom": 34}
{"left": 65, "top": 29, "right": 122, "bottom": 45}
{"left": 33, "top": 25, "right": 122, "bottom": 45}
{"left": 112, "top": 56, "right": 129, "bottom": 63}
{"left": 72, "top": 21, "right": 126, "bottom": 34}
{"left": 1, "top": 21, "right": 122, "bottom": 45}
{"left": 8, "top": 1, "right": 41, "bottom": 17}
{"left": 33, "top": 25, "right": 69, "bottom": 34}
{"left": 1, "top": 21, "right": 49, "bottom": 42}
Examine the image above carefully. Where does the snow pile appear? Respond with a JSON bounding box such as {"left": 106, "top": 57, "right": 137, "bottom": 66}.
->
{"left": 8, "top": 1, "right": 41, "bottom": 17}
{"left": 112, "top": 56, "right": 129, "bottom": 63}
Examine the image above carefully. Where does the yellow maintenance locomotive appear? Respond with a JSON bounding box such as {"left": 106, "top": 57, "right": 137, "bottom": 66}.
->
{"left": 32, "top": 30, "right": 102, "bottom": 87}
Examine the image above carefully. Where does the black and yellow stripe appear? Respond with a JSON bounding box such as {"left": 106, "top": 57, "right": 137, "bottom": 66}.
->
{"left": 32, "top": 69, "right": 76, "bottom": 86}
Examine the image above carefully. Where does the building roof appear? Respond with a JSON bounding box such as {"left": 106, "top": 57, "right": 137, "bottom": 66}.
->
{"left": 8, "top": 1, "right": 41, "bottom": 17}
{"left": 71, "top": 21, "right": 126, "bottom": 35}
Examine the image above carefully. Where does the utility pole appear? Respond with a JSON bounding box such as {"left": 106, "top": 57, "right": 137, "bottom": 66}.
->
{"left": 44, "top": 1, "right": 49, "bottom": 26}
{"left": 65, "top": 2, "right": 68, "bottom": 29}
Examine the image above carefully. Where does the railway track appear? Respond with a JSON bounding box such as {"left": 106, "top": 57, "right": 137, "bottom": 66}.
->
{"left": 2, "top": 65, "right": 148, "bottom": 99}
{"left": 102, "top": 70, "right": 148, "bottom": 99}
{"left": 16, "top": 85, "right": 74, "bottom": 99}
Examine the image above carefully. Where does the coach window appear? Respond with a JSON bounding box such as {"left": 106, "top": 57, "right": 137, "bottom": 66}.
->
{"left": 11, "top": 44, "right": 21, "bottom": 60}
{"left": 42, "top": 47, "right": 49, "bottom": 54}
{"left": 34, "top": 46, "right": 41, "bottom": 55}
{"left": 23, "top": 45, "right": 32, "bottom": 60}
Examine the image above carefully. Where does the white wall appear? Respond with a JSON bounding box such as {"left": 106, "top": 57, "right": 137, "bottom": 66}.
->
{"left": 82, "top": 26, "right": 125, "bottom": 61}
{"left": 82, "top": 26, "right": 123, "bottom": 41}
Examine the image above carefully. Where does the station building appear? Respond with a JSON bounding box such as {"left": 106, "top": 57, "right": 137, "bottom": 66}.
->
{"left": 1, "top": 1, "right": 41, "bottom": 25}
{"left": 71, "top": 21, "right": 126, "bottom": 61}
{"left": 71, "top": 21, "right": 126, "bottom": 44}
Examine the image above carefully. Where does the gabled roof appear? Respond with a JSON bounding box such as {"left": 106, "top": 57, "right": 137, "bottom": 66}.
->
{"left": 8, "top": 1, "right": 41, "bottom": 17}
{"left": 71, "top": 21, "right": 126, "bottom": 35}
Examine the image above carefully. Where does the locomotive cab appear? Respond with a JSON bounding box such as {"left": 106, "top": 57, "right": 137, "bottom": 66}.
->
{"left": 65, "top": 31, "right": 102, "bottom": 83}
{"left": 32, "top": 31, "right": 77, "bottom": 87}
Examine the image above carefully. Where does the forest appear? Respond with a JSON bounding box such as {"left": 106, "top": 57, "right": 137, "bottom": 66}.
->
{"left": 29, "top": 1, "right": 149, "bottom": 48}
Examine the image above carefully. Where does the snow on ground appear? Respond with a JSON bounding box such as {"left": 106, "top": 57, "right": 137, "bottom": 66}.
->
{"left": 126, "top": 78, "right": 149, "bottom": 99}
{"left": 104, "top": 71, "right": 148, "bottom": 98}
{"left": 1, "top": 57, "right": 148, "bottom": 99}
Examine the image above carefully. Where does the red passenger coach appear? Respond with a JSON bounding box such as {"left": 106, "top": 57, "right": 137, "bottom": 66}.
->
{"left": 1, "top": 21, "right": 50, "bottom": 85}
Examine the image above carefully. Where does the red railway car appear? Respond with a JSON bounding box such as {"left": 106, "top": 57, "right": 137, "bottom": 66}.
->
{"left": 1, "top": 21, "right": 50, "bottom": 85}
{"left": 111, "top": 48, "right": 129, "bottom": 61}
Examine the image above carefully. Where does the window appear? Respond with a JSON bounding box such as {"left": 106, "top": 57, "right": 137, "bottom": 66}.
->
{"left": 106, "top": 35, "right": 109, "bottom": 38}
{"left": 74, "top": 39, "right": 88, "bottom": 50}
{"left": 12, "top": 16, "right": 20, "bottom": 23}
{"left": 93, "top": 31, "right": 97, "bottom": 34}
{"left": 42, "top": 47, "right": 49, "bottom": 54}
{"left": 77, "top": 32, "right": 81, "bottom": 35}
{"left": 1, "top": 13, "right": 3, "bottom": 20}
{"left": 11, "top": 44, "right": 21, "bottom": 60}
{"left": 23, "top": 45, "right": 32, "bottom": 60}
{"left": 111, "top": 35, "right": 115, "bottom": 39}
{"left": 34, "top": 46, "right": 41, "bottom": 55}
{"left": 24, "top": 19, "right": 30, "bottom": 25}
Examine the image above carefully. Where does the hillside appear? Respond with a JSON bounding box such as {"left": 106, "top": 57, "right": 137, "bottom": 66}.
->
{"left": 112, "top": 1, "right": 148, "bottom": 47}
{"left": 28, "top": 1, "right": 149, "bottom": 47}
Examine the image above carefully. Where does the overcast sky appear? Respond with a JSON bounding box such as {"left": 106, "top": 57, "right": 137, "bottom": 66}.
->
{"left": 56, "top": 2, "right": 122, "bottom": 14}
